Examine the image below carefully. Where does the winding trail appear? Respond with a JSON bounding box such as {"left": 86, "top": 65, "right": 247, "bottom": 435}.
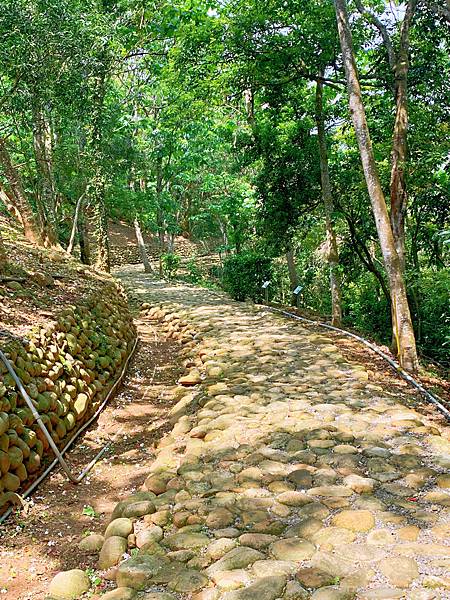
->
{"left": 91, "top": 269, "right": 450, "bottom": 599}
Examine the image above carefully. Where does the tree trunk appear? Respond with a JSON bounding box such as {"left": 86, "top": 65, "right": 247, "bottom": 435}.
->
{"left": 158, "top": 225, "right": 165, "bottom": 251}
{"left": 315, "top": 78, "right": 343, "bottom": 327}
{"left": 66, "top": 194, "right": 84, "bottom": 255}
{"left": 93, "top": 187, "right": 110, "bottom": 272}
{"left": 0, "top": 230, "right": 7, "bottom": 273}
{"left": 285, "top": 248, "right": 299, "bottom": 306}
{"left": 334, "top": 0, "right": 419, "bottom": 372}
{"left": 0, "top": 139, "right": 43, "bottom": 246}
{"left": 155, "top": 156, "right": 166, "bottom": 260}
{"left": 167, "top": 233, "right": 175, "bottom": 253}
{"left": 32, "top": 104, "right": 59, "bottom": 247}
{"left": 390, "top": 0, "right": 416, "bottom": 273}
{"left": 89, "top": 56, "right": 111, "bottom": 273}
{"left": 218, "top": 220, "right": 229, "bottom": 251}
{"left": 233, "top": 221, "right": 242, "bottom": 254}
{"left": 134, "top": 218, "right": 153, "bottom": 273}
{"left": 77, "top": 204, "right": 90, "bottom": 265}
{"left": 342, "top": 210, "right": 392, "bottom": 305}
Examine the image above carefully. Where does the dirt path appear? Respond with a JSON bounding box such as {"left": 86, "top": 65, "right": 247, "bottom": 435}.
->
{"left": 0, "top": 310, "right": 183, "bottom": 600}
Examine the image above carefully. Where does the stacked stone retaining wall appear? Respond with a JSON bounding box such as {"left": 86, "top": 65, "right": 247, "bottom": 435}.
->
{"left": 0, "top": 281, "right": 136, "bottom": 507}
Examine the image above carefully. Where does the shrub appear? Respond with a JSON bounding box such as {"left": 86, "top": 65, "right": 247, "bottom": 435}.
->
{"left": 185, "top": 259, "right": 203, "bottom": 284}
{"left": 161, "top": 253, "right": 180, "bottom": 279}
{"left": 222, "top": 252, "right": 273, "bottom": 302}
{"left": 417, "top": 269, "right": 450, "bottom": 365}
{"left": 343, "top": 276, "right": 391, "bottom": 343}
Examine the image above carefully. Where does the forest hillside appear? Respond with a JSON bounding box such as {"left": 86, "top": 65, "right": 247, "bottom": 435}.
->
{"left": 0, "top": 2, "right": 449, "bottom": 598}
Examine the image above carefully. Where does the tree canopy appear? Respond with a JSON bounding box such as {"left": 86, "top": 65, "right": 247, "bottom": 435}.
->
{"left": 0, "top": 0, "right": 448, "bottom": 370}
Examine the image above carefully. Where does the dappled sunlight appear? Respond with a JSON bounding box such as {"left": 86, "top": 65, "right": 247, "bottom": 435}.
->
{"left": 93, "top": 273, "right": 450, "bottom": 600}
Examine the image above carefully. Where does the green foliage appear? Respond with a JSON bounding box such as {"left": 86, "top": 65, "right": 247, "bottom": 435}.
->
{"left": 0, "top": 0, "right": 447, "bottom": 373}
{"left": 222, "top": 253, "right": 273, "bottom": 302}
{"left": 82, "top": 505, "right": 99, "bottom": 518}
{"left": 85, "top": 567, "right": 102, "bottom": 588}
{"left": 185, "top": 259, "right": 203, "bottom": 284}
{"left": 417, "top": 269, "right": 450, "bottom": 365}
{"left": 344, "top": 278, "right": 391, "bottom": 343}
{"left": 161, "top": 253, "right": 180, "bottom": 279}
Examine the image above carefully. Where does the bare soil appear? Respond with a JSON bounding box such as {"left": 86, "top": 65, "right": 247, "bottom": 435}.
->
{"left": 0, "top": 216, "right": 111, "bottom": 340}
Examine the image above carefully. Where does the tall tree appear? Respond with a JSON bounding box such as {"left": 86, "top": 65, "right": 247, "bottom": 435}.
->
{"left": 315, "top": 78, "right": 342, "bottom": 326}
{"left": 0, "top": 139, "right": 43, "bottom": 245}
{"left": 355, "top": 0, "right": 417, "bottom": 271}
{"left": 334, "top": 0, "right": 419, "bottom": 372}
{"left": 88, "top": 49, "right": 111, "bottom": 272}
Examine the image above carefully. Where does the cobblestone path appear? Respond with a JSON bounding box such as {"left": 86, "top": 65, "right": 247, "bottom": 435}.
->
{"left": 55, "top": 270, "right": 450, "bottom": 600}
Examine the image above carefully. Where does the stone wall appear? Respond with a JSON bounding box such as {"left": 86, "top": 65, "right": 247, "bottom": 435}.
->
{"left": 0, "top": 281, "right": 136, "bottom": 504}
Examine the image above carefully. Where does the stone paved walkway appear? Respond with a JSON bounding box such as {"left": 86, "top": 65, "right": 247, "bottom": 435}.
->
{"left": 64, "top": 270, "right": 450, "bottom": 600}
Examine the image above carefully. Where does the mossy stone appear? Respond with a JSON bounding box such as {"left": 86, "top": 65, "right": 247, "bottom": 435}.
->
{"left": 8, "top": 445, "right": 23, "bottom": 469}
{"left": 8, "top": 413, "right": 24, "bottom": 434}
{"left": 15, "top": 462, "right": 27, "bottom": 482}
{"left": 0, "top": 450, "right": 10, "bottom": 474}
{"left": 26, "top": 451, "right": 41, "bottom": 473}
{"left": 64, "top": 413, "right": 76, "bottom": 431}
{"left": 21, "top": 428, "right": 37, "bottom": 448}
{"left": 0, "top": 434, "right": 9, "bottom": 452}
{"left": 0, "top": 413, "right": 8, "bottom": 436}
{"left": 74, "top": 393, "right": 89, "bottom": 419}
{"left": 14, "top": 437, "right": 30, "bottom": 459}
{"left": 3, "top": 471, "right": 20, "bottom": 491}
{"left": 79, "top": 533, "right": 105, "bottom": 553}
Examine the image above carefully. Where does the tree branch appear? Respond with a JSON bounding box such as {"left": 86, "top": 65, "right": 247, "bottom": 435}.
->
{"left": 354, "top": 0, "right": 397, "bottom": 70}
{"left": 429, "top": 1, "right": 450, "bottom": 22}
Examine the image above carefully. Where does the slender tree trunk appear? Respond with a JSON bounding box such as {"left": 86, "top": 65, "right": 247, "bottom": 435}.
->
{"left": 0, "top": 185, "right": 22, "bottom": 225}
{"left": 93, "top": 187, "right": 110, "bottom": 272}
{"left": 129, "top": 177, "right": 153, "bottom": 273}
{"left": 218, "top": 220, "right": 229, "bottom": 251}
{"left": 334, "top": 0, "right": 419, "bottom": 372}
{"left": 158, "top": 225, "right": 165, "bottom": 251}
{"left": 66, "top": 194, "right": 84, "bottom": 255}
{"left": 315, "top": 78, "right": 343, "bottom": 327}
{"left": 390, "top": 0, "right": 416, "bottom": 273}
{"left": 158, "top": 224, "right": 165, "bottom": 278}
{"left": 343, "top": 212, "right": 392, "bottom": 305}
{"left": 355, "top": 0, "right": 416, "bottom": 273}
{"left": 285, "top": 248, "right": 299, "bottom": 307}
{"left": 77, "top": 202, "right": 90, "bottom": 265}
{"left": 32, "top": 104, "right": 59, "bottom": 247}
{"left": 409, "top": 211, "right": 422, "bottom": 341}
{"left": 0, "top": 230, "right": 7, "bottom": 273}
{"left": 233, "top": 222, "right": 242, "bottom": 254}
{"left": 156, "top": 157, "right": 166, "bottom": 271}
{"left": 134, "top": 218, "right": 153, "bottom": 273}
{"left": 87, "top": 51, "right": 111, "bottom": 272}
{"left": 0, "top": 139, "right": 43, "bottom": 246}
